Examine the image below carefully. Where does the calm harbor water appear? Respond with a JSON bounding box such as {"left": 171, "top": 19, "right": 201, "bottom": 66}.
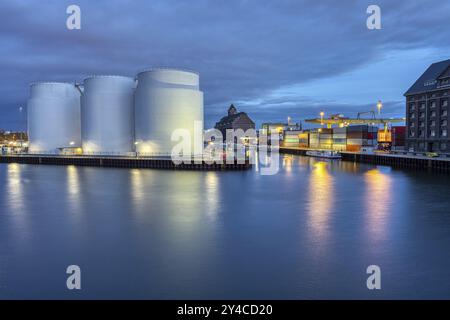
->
{"left": 1, "top": 155, "right": 450, "bottom": 299}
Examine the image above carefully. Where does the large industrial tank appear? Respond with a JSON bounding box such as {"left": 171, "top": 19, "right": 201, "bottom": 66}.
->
{"left": 27, "top": 82, "right": 81, "bottom": 154}
{"left": 81, "top": 75, "right": 135, "bottom": 155}
{"left": 134, "top": 68, "right": 204, "bottom": 156}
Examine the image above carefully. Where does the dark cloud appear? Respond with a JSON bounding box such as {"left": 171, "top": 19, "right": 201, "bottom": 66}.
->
{"left": 1, "top": 0, "right": 449, "bottom": 130}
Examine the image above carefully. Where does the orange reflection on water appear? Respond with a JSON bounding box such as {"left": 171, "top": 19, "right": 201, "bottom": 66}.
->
{"left": 364, "top": 168, "right": 392, "bottom": 241}
{"left": 307, "top": 161, "right": 334, "bottom": 240}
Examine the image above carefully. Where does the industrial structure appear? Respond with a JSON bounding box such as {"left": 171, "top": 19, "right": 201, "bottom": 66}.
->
{"left": 135, "top": 69, "right": 203, "bottom": 155}
{"left": 27, "top": 82, "right": 81, "bottom": 154}
{"left": 81, "top": 75, "right": 135, "bottom": 155}
{"left": 404, "top": 59, "right": 450, "bottom": 152}
{"left": 26, "top": 68, "right": 204, "bottom": 157}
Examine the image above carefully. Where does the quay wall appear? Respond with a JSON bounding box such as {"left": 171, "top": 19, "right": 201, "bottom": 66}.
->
{"left": 0, "top": 155, "right": 251, "bottom": 171}
{"left": 279, "top": 147, "right": 450, "bottom": 172}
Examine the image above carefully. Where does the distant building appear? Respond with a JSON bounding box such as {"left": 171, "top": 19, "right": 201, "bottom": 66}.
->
{"left": 214, "top": 104, "right": 255, "bottom": 138}
{"left": 260, "top": 119, "right": 302, "bottom": 135}
{"left": 405, "top": 59, "right": 450, "bottom": 152}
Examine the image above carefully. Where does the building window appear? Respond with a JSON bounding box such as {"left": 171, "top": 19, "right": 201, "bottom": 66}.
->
{"left": 409, "top": 130, "right": 415, "bottom": 137}
{"left": 429, "top": 120, "right": 435, "bottom": 127}
{"left": 419, "top": 142, "right": 425, "bottom": 150}
{"left": 420, "top": 103, "right": 426, "bottom": 109}
{"left": 441, "top": 143, "right": 447, "bottom": 151}
{"left": 442, "top": 110, "right": 448, "bottom": 117}
{"left": 442, "top": 130, "right": 448, "bottom": 137}
{"left": 419, "top": 130, "right": 424, "bottom": 138}
{"left": 430, "top": 101, "right": 436, "bottom": 108}
{"left": 442, "top": 100, "right": 448, "bottom": 107}
{"left": 420, "top": 112, "right": 425, "bottom": 119}
{"left": 410, "top": 122, "right": 415, "bottom": 128}
{"left": 410, "top": 113, "right": 416, "bottom": 119}
{"left": 409, "top": 103, "right": 415, "bottom": 111}
{"left": 431, "top": 111, "right": 436, "bottom": 117}
{"left": 431, "top": 93, "right": 437, "bottom": 98}
{"left": 441, "top": 120, "right": 448, "bottom": 127}
{"left": 430, "top": 130, "right": 436, "bottom": 137}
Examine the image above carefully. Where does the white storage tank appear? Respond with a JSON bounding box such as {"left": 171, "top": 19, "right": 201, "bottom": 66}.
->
{"left": 81, "top": 75, "right": 135, "bottom": 155}
{"left": 134, "top": 68, "right": 204, "bottom": 156}
{"left": 27, "top": 82, "right": 81, "bottom": 154}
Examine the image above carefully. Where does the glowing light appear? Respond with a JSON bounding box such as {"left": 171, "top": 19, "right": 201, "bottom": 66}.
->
{"left": 377, "top": 100, "right": 383, "bottom": 115}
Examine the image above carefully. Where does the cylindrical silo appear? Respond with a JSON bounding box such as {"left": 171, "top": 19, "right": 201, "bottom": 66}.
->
{"left": 81, "top": 75, "right": 135, "bottom": 155}
{"left": 27, "top": 82, "right": 81, "bottom": 154}
{"left": 134, "top": 68, "right": 204, "bottom": 156}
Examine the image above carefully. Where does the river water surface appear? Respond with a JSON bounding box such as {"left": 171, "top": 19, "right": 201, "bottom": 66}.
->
{"left": 1, "top": 155, "right": 450, "bottom": 299}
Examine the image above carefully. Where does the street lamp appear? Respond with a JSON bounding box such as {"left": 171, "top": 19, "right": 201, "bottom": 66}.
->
{"left": 377, "top": 100, "right": 383, "bottom": 115}
{"left": 320, "top": 111, "right": 325, "bottom": 126}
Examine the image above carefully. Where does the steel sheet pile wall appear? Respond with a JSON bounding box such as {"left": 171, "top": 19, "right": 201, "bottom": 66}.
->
{"left": 27, "top": 82, "right": 81, "bottom": 154}
{"left": 134, "top": 69, "right": 204, "bottom": 156}
{"left": 81, "top": 76, "right": 135, "bottom": 156}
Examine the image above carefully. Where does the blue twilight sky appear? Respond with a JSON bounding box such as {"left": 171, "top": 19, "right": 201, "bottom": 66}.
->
{"left": 1, "top": 0, "right": 450, "bottom": 130}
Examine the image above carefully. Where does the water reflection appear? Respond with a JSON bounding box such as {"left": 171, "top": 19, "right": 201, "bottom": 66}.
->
{"left": 364, "top": 168, "right": 392, "bottom": 241}
{"left": 307, "top": 161, "right": 334, "bottom": 242}
{"left": 6, "top": 163, "right": 24, "bottom": 212}
{"left": 204, "top": 172, "right": 219, "bottom": 220}
{"left": 66, "top": 165, "right": 81, "bottom": 212}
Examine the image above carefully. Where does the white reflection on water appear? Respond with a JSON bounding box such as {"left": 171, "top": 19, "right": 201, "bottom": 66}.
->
{"left": 307, "top": 161, "right": 334, "bottom": 242}
{"left": 66, "top": 165, "right": 80, "bottom": 212}
{"left": 204, "top": 172, "right": 219, "bottom": 220}
{"left": 364, "top": 168, "right": 392, "bottom": 241}
{"left": 6, "top": 163, "right": 24, "bottom": 212}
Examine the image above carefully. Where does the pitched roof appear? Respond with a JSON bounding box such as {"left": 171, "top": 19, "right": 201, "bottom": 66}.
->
{"left": 404, "top": 59, "right": 450, "bottom": 96}
{"left": 215, "top": 112, "right": 246, "bottom": 127}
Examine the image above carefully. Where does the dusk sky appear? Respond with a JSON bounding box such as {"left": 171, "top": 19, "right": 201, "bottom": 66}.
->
{"left": 1, "top": 0, "right": 449, "bottom": 130}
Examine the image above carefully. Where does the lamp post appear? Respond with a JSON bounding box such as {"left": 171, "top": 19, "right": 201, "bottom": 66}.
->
{"left": 377, "top": 100, "right": 383, "bottom": 115}
{"left": 320, "top": 111, "right": 325, "bottom": 126}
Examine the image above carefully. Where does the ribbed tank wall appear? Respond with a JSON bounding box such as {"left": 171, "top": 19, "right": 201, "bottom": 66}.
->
{"left": 81, "top": 76, "right": 135, "bottom": 155}
{"left": 27, "top": 82, "right": 81, "bottom": 154}
{"left": 135, "top": 69, "right": 204, "bottom": 156}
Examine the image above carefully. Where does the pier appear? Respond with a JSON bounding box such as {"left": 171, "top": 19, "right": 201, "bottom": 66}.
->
{"left": 280, "top": 147, "right": 450, "bottom": 172}
{"left": 0, "top": 154, "right": 252, "bottom": 171}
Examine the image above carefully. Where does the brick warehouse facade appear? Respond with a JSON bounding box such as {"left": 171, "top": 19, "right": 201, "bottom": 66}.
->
{"left": 405, "top": 59, "right": 450, "bottom": 153}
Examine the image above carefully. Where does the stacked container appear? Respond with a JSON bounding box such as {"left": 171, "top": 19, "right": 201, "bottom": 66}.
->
{"left": 298, "top": 132, "right": 309, "bottom": 148}
{"left": 346, "top": 125, "right": 378, "bottom": 152}
{"left": 282, "top": 130, "right": 302, "bottom": 147}
{"left": 332, "top": 127, "right": 347, "bottom": 151}
{"left": 391, "top": 126, "right": 406, "bottom": 150}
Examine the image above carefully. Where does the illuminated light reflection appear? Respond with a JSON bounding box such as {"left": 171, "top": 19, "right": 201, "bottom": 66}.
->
{"left": 6, "top": 163, "right": 24, "bottom": 212}
{"left": 364, "top": 168, "right": 392, "bottom": 241}
{"left": 204, "top": 172, "right": 219, "bottom": 220}
{"left": 66, "top": 165, "right": 81, "bottom": 212}
{"left": 283, "top": 155, "right": 293, "bottom": 174}
{"left": 307, "top": 161, "right": 334, "bottom": 241}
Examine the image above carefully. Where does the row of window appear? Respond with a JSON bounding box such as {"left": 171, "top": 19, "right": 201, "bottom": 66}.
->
{"left": 410, "top": 109, "right": 448, "bottom": 119}
{"left": 410, "top": 120, "right": 448, "bottom": 128}
{"left": 409, "top": 99, "right": 448, "bottom": 111}
{"left": 407, "top": 91, "right": 449, "bottom": 102}
{"left": 409, "top": 129, "right": 448, "bottom": 138}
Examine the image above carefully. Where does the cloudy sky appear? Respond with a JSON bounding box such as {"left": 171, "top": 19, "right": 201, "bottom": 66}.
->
{"left": 1, "top": 0, "right": 450, "bottom": 130}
